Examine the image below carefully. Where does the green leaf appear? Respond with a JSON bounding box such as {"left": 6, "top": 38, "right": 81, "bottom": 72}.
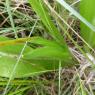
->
{"left": 23, "top": 38, "right": 74, "bottom": 69}
{"left": 28, "top": 0, "right": 66, "bottom": 47}
{"left": 0, "top": 56, "right": 45, "bottom": 78}
{"left": 0, "top": 36, "right": 46, "bottom": 78}
{"left": 0, "top": 36, "right": 73, "bottom": 78}
{"left": 23, "top": 36, "right": 71, "bottom": 64}
{"left": 0, "top": 36, "right": 32, "bottom": 54}
{"left": 23, "top": 46, "right": 74, "bottom": 70}
{"left": 80, "top": 0, "right": 95, "bottom": 48}
{"left": 0, "top": 36, "right": 41, "bottom": 78}
{"left": 28, "top": 0, "right": 75, "bottom": 67}
{"left": 23, "top": 46, "right": 70, "bottom": 60}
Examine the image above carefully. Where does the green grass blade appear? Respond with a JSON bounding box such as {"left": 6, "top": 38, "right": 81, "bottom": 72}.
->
{"left": 28, "top": 0, "right": 66, "bottom": 47}
{"left": 56, "top": 0, "right": 95, "bottom": 32}
{"left": 80, "top": 0, "right": 95, "bottom": 48}
{"left": 6, "top": 0, "right": 18, "bottom": 38}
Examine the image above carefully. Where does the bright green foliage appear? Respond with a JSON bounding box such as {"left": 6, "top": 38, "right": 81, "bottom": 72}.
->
{"left": 24, "top": 37, "right": 70, "bottom": 60}
{"left": 24, "top": 46, "right": 68, "bottom": 60}
{"left": 28, "top": 0, "right": 74, "bottom": 67}
{"left": 0, "top": 36, "right": 32, "bottom": 54}
{"left": 0, "top": 0, "right": 75, "bottom": 78}
{"left": 80, "top": 0, "right": 95, "bottom": 48}
{"left": 0, "top": 36, "right": 74, "bottom": 78}
{"left": 28, "top": 0, "right": 65, "bottom": 47}
{"left": 23, "top": 37, "right": 74, "bottom": 69}
{"left": 28, "top": 0, "right": 74, "bottom": 64}
{"left": 0, "top": 36, "right": 45, "bottom": 78}
{"left": 0, "top": 56, "right": 45, "bottom": 78}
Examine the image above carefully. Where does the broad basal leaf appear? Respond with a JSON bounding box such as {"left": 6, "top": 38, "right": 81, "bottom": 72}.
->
{"left": 0, "top": 36, "right": 45, "bottom": 78}
{"left": 0, "top": 56, "right": 45, "bottom": 78}
{"left": 0, "top": 36, "right": 74, "bottom": 78}
{"left": 23, "top": 38, "right": 74, "bottom": 69}
{"left": 23, "top": 46, "right": 70, "bottom": 60}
